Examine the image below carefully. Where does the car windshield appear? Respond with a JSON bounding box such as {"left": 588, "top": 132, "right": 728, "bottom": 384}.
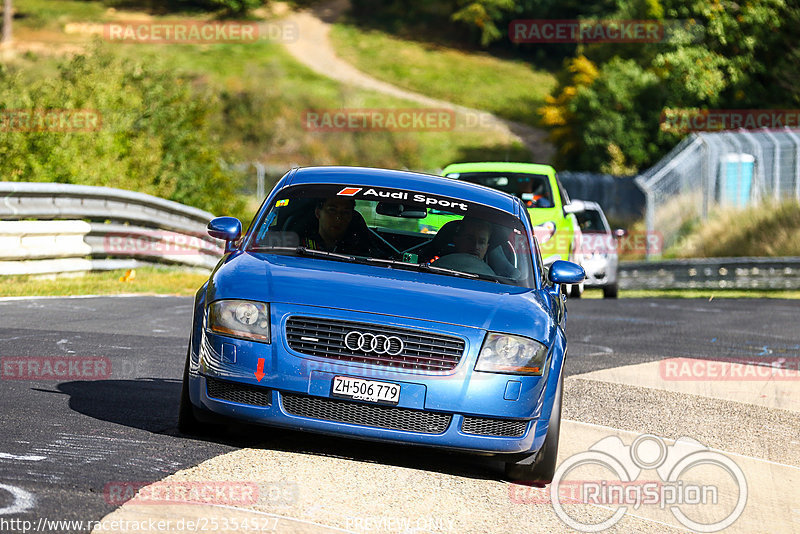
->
{"left": 248, "top": 183, "right": 535, "bottom": 288}
{"left": 445, "top": 171, "right": 554, "bottom": 208}
{"left": 576, "top": 208, "right": 609, "bottom": 233}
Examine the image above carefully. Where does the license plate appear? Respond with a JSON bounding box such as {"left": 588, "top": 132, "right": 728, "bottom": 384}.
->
{"left": 331, "top": 376, "right": 401, "bottom": 405}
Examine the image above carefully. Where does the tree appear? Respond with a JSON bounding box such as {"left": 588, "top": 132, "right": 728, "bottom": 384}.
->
{"left": 2, "top": 0, "right": 12, "bottom": 44}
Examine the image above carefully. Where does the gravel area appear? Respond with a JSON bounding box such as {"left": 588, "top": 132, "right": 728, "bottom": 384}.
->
{"left": 97, "top": 447, "right": 683, "bottom": 534}
{"left": 563, "top": 377, "right": 800, "bottom": 467}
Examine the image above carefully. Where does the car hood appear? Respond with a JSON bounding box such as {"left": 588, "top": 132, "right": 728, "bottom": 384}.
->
{"left": 209, "top": 252, "right": 554, "bottom": 336}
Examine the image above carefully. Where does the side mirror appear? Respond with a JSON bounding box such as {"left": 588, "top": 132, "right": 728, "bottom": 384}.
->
{"left": 548, "top": 260, "right": 585, "bottom": 285}
{"left": 208, "top": 217, "right": 242, "bottom": 252}
{"left": 614, "top": 228, "right": 628, "bottom": 239}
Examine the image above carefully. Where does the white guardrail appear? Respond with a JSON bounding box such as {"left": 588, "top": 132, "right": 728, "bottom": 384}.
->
{"left": 619, "top": 257, "right": 800, "bottom": 290}
{"left": 0, "top": 182, "right": 223, "bottom": 275}
{"left": 3, "top": 182, "right": 798, "bottom": 288}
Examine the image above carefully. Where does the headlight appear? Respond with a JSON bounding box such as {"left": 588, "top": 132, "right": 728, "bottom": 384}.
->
{"left": 208, "top": 300, "right": 270, "bottom": 342}
{"left": 475, "top": 333, "right": 546, "bottom": 375}
{"left": 534, "top": 221, "right": 557, "bottom": 244}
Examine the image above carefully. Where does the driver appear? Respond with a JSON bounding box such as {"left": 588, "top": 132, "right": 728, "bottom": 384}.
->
{"left": 302, "top": 196, "right": 373, "bottom": 256}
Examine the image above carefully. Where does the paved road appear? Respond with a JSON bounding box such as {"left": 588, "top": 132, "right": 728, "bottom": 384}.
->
{"left": 0, "top": 296, "right": 797, "bottom": 532}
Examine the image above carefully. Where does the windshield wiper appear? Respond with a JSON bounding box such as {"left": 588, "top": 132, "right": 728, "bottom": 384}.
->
{"left": 250, "top": 245, "right": 358, "bottom": 263}
{"left": 363, "top": 259, "right": 492, "bottom": 282}
{"left": 251, "top": 247, "right": 502, "bottom": 282}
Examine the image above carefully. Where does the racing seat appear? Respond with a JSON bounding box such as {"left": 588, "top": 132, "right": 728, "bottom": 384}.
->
{"left": 420, "top": 220, "right": 461, "bottom": 261}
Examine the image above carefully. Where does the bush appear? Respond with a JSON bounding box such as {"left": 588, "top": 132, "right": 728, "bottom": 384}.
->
{"left": 0, "top": 43, "right": 245, "bottom": 219}
{"left": 174, "top": 0, "right": 263, "bottom": 16}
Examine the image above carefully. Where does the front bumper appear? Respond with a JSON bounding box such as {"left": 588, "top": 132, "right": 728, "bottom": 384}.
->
{"left": 188, "top": 303, "right": 556, "bottom": 455}
{"left": 582, "top": 255, "right": 617, "bottom": 287}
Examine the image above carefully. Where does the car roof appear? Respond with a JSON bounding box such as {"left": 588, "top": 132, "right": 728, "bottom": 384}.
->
{"left": 576, "top": 199, "right": 603, "bottom": 211}
{"left": 286, "top": 166, "right": 519, "bottom": 213}
{"left": 441, "top": 162, "right": 557, "bottom": 176}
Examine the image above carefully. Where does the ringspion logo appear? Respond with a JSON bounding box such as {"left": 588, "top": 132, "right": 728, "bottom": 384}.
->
{"left": 511, "top": 433, "right": 747, "bottom": 532}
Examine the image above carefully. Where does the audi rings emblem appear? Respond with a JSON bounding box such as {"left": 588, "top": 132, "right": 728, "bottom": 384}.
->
{"left": 344, "top": 331, "right": 404, "bottom": 356}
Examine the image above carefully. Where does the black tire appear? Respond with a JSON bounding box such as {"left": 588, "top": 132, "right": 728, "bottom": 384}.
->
{"left": 567, "top": 281, "right": 583, "bottom": 299}
{"left": 603, "top": 283, "right": 619, "bottom": 299}
{"left": 504, "top": 373, "right": 563, "bottom": 485}
{"left": 178, "top": 348, "right": 224, "bottom": 435}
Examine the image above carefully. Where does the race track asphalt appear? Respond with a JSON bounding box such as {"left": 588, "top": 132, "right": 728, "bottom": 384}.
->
{"left": 0, "top": 295, "right": 796, "bottom": 532}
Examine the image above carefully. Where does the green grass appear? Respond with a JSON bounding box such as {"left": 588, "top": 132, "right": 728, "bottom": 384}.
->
{"left": 582, "top": 288, "right": 800, "bottom": 299}
{"left": 9, "top": 1, "right": 530, "bottom": 172}
{"left": 13, "top": 0, "right": 108, "bottom": 33}
{"left": 668, "top": 201, "right": 800, "bottom": 258}
{"left": 0, "top": 267, "right": 209, "bottom": 298}
{"left": 105, "top": 39, "right": 529, "bottom": 170}
{"left": 330, "top": 24, "right": 557, "bottom": 127}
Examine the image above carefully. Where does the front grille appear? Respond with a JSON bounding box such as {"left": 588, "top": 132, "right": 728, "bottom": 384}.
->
{"left": 206, "top": 377, "right": 272, "bottom": 407}
{"left": 461, "top": 416, "right": 528, "bottom": 437}
{"left": 282, "top": 393, "right": 451, "bottom": 434}
{"left": 285, "top": 316, "right": 465, "bottom": 372}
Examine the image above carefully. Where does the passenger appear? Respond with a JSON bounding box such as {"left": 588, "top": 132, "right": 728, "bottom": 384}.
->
{"left": 452, "top": 217, "right": 492, "bottom": 260}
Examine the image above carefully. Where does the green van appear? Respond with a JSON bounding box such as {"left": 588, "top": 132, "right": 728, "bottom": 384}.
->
{"left": 440, "top": 162, "right": 584, "bottom": 294}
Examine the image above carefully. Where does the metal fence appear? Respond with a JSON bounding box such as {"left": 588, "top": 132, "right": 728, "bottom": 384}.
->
{"left": 635, "top": 129, "right": 800, "bottom": 257}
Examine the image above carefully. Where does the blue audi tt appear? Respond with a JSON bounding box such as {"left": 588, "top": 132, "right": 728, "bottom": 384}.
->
{"left": 179, "top": 166, "right": 584, "bottom": 483}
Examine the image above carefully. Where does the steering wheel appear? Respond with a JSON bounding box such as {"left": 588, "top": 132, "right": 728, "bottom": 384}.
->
{"left": 432, "top": 253, "right": 496, "bottom": 277}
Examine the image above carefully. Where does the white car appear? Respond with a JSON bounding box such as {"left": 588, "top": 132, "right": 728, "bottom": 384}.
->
{"left": 573, "top": 200, "right": 622, "bottom": 298}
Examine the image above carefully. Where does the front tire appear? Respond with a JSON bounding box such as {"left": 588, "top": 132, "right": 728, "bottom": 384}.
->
{"left": 603, "top": 283, "right": 619, "bottom": 299}
{"left": 504, "top": 373, "right": 563, "bottom": 484}
{"left": 178, "top": 348, "right": 204, "bottom": 434}
{"left": 178, "top": 348, "right": 226, "bottom": 435}
{"left": 567, "top": 281, "right": 584, "bottom": 299}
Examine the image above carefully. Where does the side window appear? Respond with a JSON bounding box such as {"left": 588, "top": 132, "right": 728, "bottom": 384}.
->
{"left": 521, "top": 204, "right": 545, "bottom": 288}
